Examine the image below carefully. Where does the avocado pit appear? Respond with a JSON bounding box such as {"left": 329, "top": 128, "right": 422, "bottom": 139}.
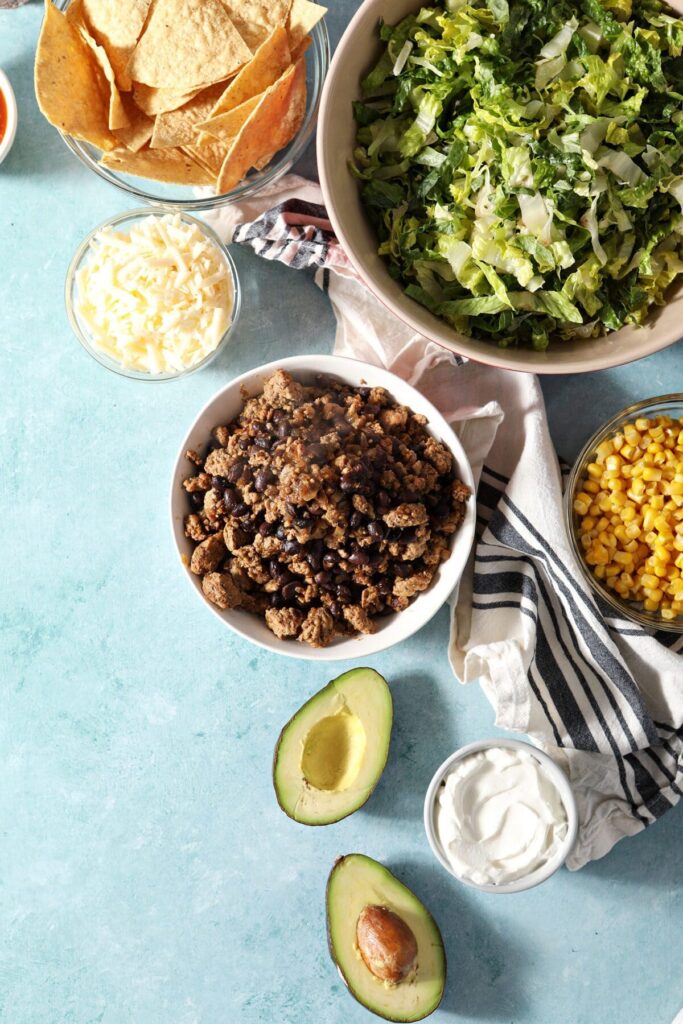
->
{"left": 356, "top": 904, "right": 418, "bottom": 984}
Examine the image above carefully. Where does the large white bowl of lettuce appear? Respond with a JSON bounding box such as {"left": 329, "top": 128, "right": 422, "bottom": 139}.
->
{"left": 318, "top": 0, "right": 683, "bottom": 373}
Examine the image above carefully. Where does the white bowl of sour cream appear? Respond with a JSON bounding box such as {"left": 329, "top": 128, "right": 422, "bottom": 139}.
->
{"left": 424, "top": 739, "right": 578, "bottom": 894}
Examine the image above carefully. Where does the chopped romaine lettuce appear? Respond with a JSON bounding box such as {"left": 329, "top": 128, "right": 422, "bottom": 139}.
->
{"left": 353, "top": 0, "right": 683, "bottom": 348}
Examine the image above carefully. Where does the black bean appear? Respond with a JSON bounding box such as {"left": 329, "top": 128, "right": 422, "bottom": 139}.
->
{"left": 282, "top": 581, "right": 299, "bottom": 601}
{"left": 336, "top": 584, "right": 352, "bottom": 602}
{"left": 358, "top": 387, "right": 371, "bottom": 400}
{"left": 307, "top": 550, "right": 322, "bottom": 572}
{"left": 269, "top": 559, "right": 281, "bottom": 578}
{"left": 211, "top": 475, "right": 227, "bottom": 490}
{"left": 270, "top": 592, "right": 284, "bottom": 609}
{"left": 402, "top": 490, "right": 420, "bottom": 503}
{"left": 322, "top": 552, "right": 337, "bottom": 571}
{"left": 350, "top": 511, "right": 364, "bottom": 530}
{"left": 272, "top": 409, "right": 285, "bottom": 423}
{"left": 394, "top": 562, "right": 412, "bottom": 578}
{"left": 223, "top": 487, "right": 238, "bottom": 510}
{"left": 226, "top": 461, "right": 245, "bottom": 483}
{"left": 363, "top": 403, "right": 380, "bottom": 417}
{"left": 367, "top": 521, "right": 384, "bottom": 540}
{"left": 190, "top": 491, "right": 204, "bottom": 509}
{"left": 254, "top": 468, "right": 273, "bottom": 493}
{"left": 377, "top": 578, "right": 392, "bottom": 595}
{"left": 377, "top": 490, "right": 391, "bottom": 510}
{"left": 242, "top": 465, "right": 254, "bottom": 484}
{"left": 275, "top": 571, "right": 294, "bottom": 589}
{"left": 295, "top": 517, "right": 309, "bottom": 529}
{"left": 282, "top": 538, "right": 300, "bottom": 555}
{"left": 255, "top": 436, "right": 271, "bottom": 450}
{"left": 238, "top": 438, "right": 250, "bottom": 450}
{"left": 307, "top": 443, "right": 327, "bottom": 462}
{"left": 349, "top": 550, "right": 370, "bottom": 567}
{"left": 206, "top": 438, "right": 220, "bottom": 452}
{"left": 334, "top": 571, "right": 350, "bottom": 585}
{"left": 258, "top": 521, "right": 274, "bottom": 537}
{"left": 233, "top": 502, "right": 249, "bottom": 517}
{"left": 275, "top": 525, "right": 286, "bottom": 540}
{"left": 314, "top": 571, "right": 331, "bottom": 587}
{"left": 277, "top": 420, "right": 291, "bottom": 439}
{"left": 328, "top": 601, "right": 342, "bottom": 618}
{"left": 285, "top": 502, "right": 297, "bottom": 517}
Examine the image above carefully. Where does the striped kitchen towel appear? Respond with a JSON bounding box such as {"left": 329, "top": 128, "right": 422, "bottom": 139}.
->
{"left": 204, "top": 175, "right": 683, "bottom": 870}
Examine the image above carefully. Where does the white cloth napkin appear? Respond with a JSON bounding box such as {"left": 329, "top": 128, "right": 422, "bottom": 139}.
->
{"left": 204, "top": 174, "right": 683, "bottom": 870}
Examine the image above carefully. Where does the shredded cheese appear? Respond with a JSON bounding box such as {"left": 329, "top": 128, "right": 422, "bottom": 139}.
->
{"left": 74, "top": 214, "right": 233, "bottom": 375}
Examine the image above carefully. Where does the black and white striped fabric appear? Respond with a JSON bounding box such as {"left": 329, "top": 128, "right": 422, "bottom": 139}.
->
{"left": 207, "top": 174, "right": 683, "bottom": 869}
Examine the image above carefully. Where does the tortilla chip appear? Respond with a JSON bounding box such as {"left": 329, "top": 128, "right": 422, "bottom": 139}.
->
{"left": 127, "top": 0, "right": 252, "bottom": 90}
{"left": 78, "top": 24, "right": 129, "bottom": 130}
{"left": 195, "top": 94, "right": 261, "bottom": 143}
{"left": 150, "top": 82, "right": 226, "bottom": 149}
{"left": 217, "top": 58, "right": 306, "bottom": 193}
{"left": 291, "top": 34, "right": 312, "bottom": 62}
{"left": 182, "top": 141, "right": 227, "bottom": 177}
{"left": 113, "top": 93, "right": 154, "bottom": 150}
{"left": 100, "top": 145, "right": 214, "bottom": 184}
{"left": 287, "top": 0, "right": 326, "bottom": 52}
{"left": 220, "top": 0, "right": 292, "bottom": 51}
{"left": 133, "top": 82, "right": 205, "bottom": 116}
{"left": 180, "top": 144, "right": 216, "bottom": 176}
{"left": 81, "top": 0, "right": 152, "bottom": 91}
{"left": 64, "top": 0, "right": 87, "bottom": 28}
{"left": 35, "top": 1, "right": 114, "bottom": 151}
{"left": 204, "top": 26, "right": 291, "bottom": 125}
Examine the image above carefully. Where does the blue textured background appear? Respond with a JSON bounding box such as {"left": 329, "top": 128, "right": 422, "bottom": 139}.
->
{"left": 1, "top": 4, "right": 682, "bottom": 1023}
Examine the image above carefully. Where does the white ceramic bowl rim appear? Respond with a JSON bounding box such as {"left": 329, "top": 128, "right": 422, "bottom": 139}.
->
{"left": 423, "top": 738, "right": 579, "bottom": 894}
{"left": 169, "top": 354, "right": 477, "bottom": 661}
{"left": 0, "top": 69, "right": 18, "bottom": 165}
{"left": 64, "top": 207, "right": 241, "bottom": 381}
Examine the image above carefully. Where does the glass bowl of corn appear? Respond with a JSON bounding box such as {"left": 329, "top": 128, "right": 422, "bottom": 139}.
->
{"left": 565, "top": 396, "right": 683, "bottom": 632}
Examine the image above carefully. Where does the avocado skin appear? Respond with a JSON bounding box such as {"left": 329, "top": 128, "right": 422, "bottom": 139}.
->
{"left": 272, "top": 668, "right": 393, "bottom": 826}
{"left": 325, "top": 854, "right": 447, "bottom": 1023}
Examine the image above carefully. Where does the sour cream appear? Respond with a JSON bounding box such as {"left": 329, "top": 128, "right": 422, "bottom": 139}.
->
{"left": 435, "top": 746, "right": 568, "bottom": 886}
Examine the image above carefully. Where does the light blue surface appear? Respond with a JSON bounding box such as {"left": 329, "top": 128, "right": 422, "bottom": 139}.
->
{"left": 1, "top": 4, "right": 683, "bottom": 1024}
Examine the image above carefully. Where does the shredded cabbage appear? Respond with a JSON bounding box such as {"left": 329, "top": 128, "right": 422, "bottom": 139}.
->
{"left": 353, "top": 0, "right": 683, "bottom": 349}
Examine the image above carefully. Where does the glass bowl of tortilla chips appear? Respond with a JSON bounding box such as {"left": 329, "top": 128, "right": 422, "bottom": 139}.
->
{"left": 38, "top": 0, "right": 329, "bottom": 210}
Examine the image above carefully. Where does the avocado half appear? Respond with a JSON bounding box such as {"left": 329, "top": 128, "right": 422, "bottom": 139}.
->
{"left": 326, "top": 855, "right": 446, "bottom": 1022}
{"left": 273, "top": 668, "right": 392, "bottom": 826}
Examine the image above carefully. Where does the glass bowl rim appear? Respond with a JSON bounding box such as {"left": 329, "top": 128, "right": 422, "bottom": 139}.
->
{"left": 64, "top": 206, "right": 242, "bottom": 382}
{"left": 53, "top": 0, "right": 331, "bottom": 211}
{"left": 564, "top": 393, "right": 683, "bottom": 634}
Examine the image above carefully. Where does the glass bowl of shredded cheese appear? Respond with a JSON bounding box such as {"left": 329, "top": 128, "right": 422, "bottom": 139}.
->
{"left": 565, "top": 396, "right": 683, "bottom": 633}
{"left": 65, "top": 209, "right": 240, "bottom": 380}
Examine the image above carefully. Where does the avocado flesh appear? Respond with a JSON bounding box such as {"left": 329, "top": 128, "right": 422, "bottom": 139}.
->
{"left": 327, "top": 854, "right": 446, "bottom": 1023}
{"left": 273, "top": 668, "right": 392, "bottom": 826}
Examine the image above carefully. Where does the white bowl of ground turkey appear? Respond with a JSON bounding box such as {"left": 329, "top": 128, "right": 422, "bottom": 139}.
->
{"left": 169, "top": 354, "right": 476, "bottom": 661}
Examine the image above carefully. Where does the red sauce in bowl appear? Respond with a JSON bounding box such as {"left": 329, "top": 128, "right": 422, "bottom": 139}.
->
{"left": 0, "top": 89, "right": 6, "bottom": 143}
